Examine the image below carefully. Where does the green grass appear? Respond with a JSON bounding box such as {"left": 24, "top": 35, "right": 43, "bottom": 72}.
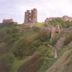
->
{"left": 34, "top": 22, "right": 44, "bottom": 27}
{"left": 0, "top": 22, "right": 72, "bottom": 72}
{"left": 11, "top": 59, "right": 24, "bottom": 72}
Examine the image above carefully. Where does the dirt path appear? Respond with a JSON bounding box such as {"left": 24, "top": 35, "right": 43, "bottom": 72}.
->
{"left": 17, "top": 52, "right": 42, "bottom": 72}
{"left": 46, "top": 49, "right": 72, "bottom": 72}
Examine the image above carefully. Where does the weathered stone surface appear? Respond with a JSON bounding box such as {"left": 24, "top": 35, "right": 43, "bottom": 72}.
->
{"left": 62, "top": 15, "right": 72, "bottom": 22}
{"left": 24, "top": 8, "right": 37, "bottom": 24}
{"left": 3, "top": 19, "right": 14, "bottom": 24}
{"left": 45, "top": 15, "right": 72, "bottom": 24}
{"left": 55, "top": 37, "right": 65, "bottom": 49}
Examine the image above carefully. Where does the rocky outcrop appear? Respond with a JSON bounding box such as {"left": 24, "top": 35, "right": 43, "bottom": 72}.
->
{"left": 46, "top": 48, "right": 72, "bottom": 72}
{"left": 55, "top": 37, "right": 65, "bottom": 49}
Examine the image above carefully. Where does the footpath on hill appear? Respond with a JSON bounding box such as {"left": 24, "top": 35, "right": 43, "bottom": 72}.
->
{"left": 46, "top": 48, "right": 72, "bottom": 72}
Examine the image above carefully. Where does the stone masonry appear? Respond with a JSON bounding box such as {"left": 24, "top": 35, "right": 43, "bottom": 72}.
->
{"left": 24, "top": 8, "right": 37, "bottom": 24}
{"left": 3, "top": 19, "right": 13, "bottom": 24}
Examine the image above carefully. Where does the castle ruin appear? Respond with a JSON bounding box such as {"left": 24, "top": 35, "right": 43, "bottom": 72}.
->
{"left": 24, "top": 8, "right": 37, "bottom": 24}
{"left": 3, "top": 19, "right": 14, "bottom": 24}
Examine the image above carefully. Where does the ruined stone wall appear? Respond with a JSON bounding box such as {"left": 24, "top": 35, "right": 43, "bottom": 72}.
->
{"left": 31, "top": 8, "right": 37, "bottom": 23}
{"left": 24, "top": 8, "right": 37, "bottom": 24}
{"left": 3, "top": 19, "right": 13, "bottom": 24}
{"left": 62, "top": 16, "right": 72, "bottom": 22}
{"left": 45, "top": 15, "right": 72, "bottom": 24}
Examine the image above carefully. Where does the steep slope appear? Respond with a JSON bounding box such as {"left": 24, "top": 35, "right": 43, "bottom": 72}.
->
{"left": 46, "top": 45, "right": 72, "bottom": 72}
{"left": 0, "top": 23, "right": 72, "bottom": 72}
{"left": 0, "top": 24, "right": 54, "bottom": 72}
{"left": 17, "top": 52, "right": 42, "bottom": 72}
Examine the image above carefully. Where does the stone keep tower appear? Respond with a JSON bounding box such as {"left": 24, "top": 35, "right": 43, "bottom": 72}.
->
{"left": 31, "top": 8, "right": 37, "bottom": 23}
{"left": 24, "top": 8, "right": 37, "bottom": 24}
{"left": 24, "top": 10, "right": 31, "bottom": 24}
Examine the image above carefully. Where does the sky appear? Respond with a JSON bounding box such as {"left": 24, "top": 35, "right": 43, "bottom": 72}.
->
{"left": 0, "top": 0, "right": 72, "bottom": 23}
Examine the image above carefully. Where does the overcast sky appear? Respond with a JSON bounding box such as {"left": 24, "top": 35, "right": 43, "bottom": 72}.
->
{"left": 0, "top": 0, "right": 72, "bottom": 23}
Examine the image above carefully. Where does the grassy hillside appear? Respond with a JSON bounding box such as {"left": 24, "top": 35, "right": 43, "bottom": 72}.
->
{"left": 46, "top": 43, "right": 72, "bottom": 72}
{"left": 0, "top": 19, "right": 72, "bottom": 72}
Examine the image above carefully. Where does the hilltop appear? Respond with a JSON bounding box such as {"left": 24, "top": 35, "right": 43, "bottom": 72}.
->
{"left": 0, "top": 18, "right": 72, "bottom": 72}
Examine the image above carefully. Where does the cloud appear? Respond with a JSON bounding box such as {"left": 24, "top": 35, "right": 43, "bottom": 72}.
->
{"left": 0, "top": 0, "right": 72, "bottom": 23}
